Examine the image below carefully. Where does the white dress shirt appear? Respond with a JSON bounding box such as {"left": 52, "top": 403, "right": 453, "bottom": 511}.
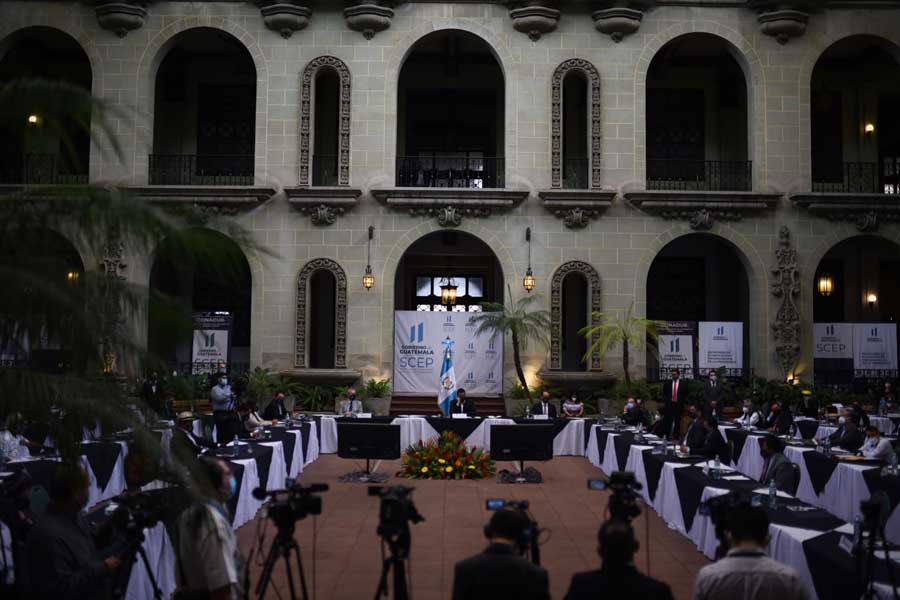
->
{"left": 862, "top": 436, "right": 894, "bottom": 461}
{"left": 736, "top": 410, "right": 760, "bottom": 428}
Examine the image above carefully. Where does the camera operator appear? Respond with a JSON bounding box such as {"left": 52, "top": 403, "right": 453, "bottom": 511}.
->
{"left": 451, "top": 509, "right": 549, "bottom": 600}
{"left": 175, "top": 456, "right": 245, "bottom": 600}
{"left": 693, "top": 504, "right": 809, "bottom": 600}
{"left": 564, "top": 519, "right": 673, "bottom": 600}
{"left": 24, "top": 463, "right": 122, "bottom": 600}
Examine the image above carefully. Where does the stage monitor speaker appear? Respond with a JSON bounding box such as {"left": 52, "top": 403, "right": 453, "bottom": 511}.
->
{"left": 337, "top": 423, "right": 402, "bottom": 460}
{"left": 490, "top": 424, "right": 554, "bottom": 462}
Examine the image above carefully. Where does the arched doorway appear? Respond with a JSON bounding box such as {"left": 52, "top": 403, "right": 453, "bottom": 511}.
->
{"left": 394, "top": 230, "right": 504, "bottom": 312}
{"left": 0, "top": 228, "right": 84, "bottom": 371}
{"left": 810, "top": 36, "right": 900, "bottom": 194}
{"left": 812, "top": 236, "right": 900, "bottom": 387}
{"left": 396, "top": 30, "right": 505, "bottom": 188}
{"left": 150, "top": 28, "right": 256, "bottom": 185}
{"left": 646, "top": 234, "right": 750, "bottom": 378}
{"left": 646, "top": 33, "right": 750, "bottom": 191}
{"left": 0, "top": 27, "right": 92, "bottom": 184}
{"left": 148, "top": 229, "right": 252, "bottom": 373}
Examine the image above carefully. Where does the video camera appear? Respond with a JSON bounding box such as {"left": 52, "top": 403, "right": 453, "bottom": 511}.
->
{"left": 108, "top": 491, "right": 167, "bottom": 537}
{"left": 484, "top": 498, "right": 542, "bottom": 564}
{"left": 588, "top": 471, "right": 643, "bottom": 522}
{"left": 253, "top": 482, "right": 328, "bottom": 529}
{"left": 485, "top": 498, "right": 529, "bottom": 511}
{"left": 369, "top": 485, "right": 424, "bottom": 544}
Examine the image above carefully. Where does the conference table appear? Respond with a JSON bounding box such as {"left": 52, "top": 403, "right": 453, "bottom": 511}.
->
{"left": 587, "top": 424, "right": 900, "bottom": 600}
{"left": 315, "top": 415, "right": 595, "bottom": 456}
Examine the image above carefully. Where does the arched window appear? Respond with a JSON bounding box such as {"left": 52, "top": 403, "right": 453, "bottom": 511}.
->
{"left": 299, "top": 56, "right": 351, "bottom": 187}
{"left": 551, "top": 59, "right": 600, "bottom": 189}
{"left": 550, "top": 261, "right": 601, "bottom": 371}
{"left": 295, "top": 258, "right": 347, "bottom": 368}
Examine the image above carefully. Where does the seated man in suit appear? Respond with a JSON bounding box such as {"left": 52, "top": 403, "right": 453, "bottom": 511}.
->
{"left": 531, "top": 391, "right": 558, "bottom": 418}
{"left": 564, "top": 519, "right": 673, "bottom": 600}
{"left": 681, "top": 405, "right": 706, "bottom": 453}
{"left": 764, "top": 402, "right": 793, "bottom": 435}
{"left": 172, "top": 412, "right": 217, "bottom": 454}
{"left": 451, "top": 388, "right": 477, "bottom": 416}
{"left": 696, "top": 416, "right": 730, "bottom": 464}
{"left": 832, "top": 414, "right": 865, "bottom": 452}
{"left": 851, "top": 402, "right": 871, "bottom": 429}
{"left": 338, "top": 388, "right": 363, "bottom": 416}
{"left": 759, "top": 435, "right": 795, "bottom": 493}
{"left": 622, "top": 397, "right": 648, "bottom": 427}
{"left": 861, "top": 425, "right": 895, "bottom": 462}
{"left": 821, "top": 408, "right": 852, "bottom": 445}
{"left": 263, "top": 391, "right": 289, "bottom": 421}
{"left": 452, "top": 509, "right": 550, "bottom": 600}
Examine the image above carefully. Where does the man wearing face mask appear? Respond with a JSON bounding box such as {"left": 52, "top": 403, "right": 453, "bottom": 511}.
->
{"left": 210, "top": 374, "right": 238, "bottom": 444}
{"left": 830, "top": 414, "right": 865, "bottom": 452}
{"left": 176, "top": 456, "right": 245, "bottom": 600}
{"left": 758, "top": 435, "right": 795, "bottom": 493}
{"left": 861, "top": 425, "right": 894, "bottom": 462}
{"left": 764, "top": 402, "right": 793, "bottom": 435}
{"left": 622, "top": 397, "right": 646, "bottom": 427}
{"left": 734, "top": 399, "right": 761, "bottom": 428}
{"left": 681, "top": 405, "right": 706, "bottom": 453}
{"left": 24, "top": 464, "right": 122, "bottom": 600}
{"left": 702, "top": 371, "right": 725, "bottom": 416}
{"left": 822, "top": 409, "right": 853, "bottom": 447}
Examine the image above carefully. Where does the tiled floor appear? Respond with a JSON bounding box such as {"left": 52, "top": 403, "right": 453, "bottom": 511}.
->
{"left": 237, "top": 455, "right": 710, "bottom": 599}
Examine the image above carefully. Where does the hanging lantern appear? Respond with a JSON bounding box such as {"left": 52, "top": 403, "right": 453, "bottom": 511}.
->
{"left": 523, "top": 267, "right": 536, "bottom": 293}
{"left": 817, "top": 273, "right": 833, "bottom": 297}
{"left": 440, "top": 276, "right": 458, "bottom": 305}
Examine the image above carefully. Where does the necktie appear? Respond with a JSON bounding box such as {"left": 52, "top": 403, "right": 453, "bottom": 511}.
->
{"left": 672, "top": 381, "right": 678, "bottom": 402}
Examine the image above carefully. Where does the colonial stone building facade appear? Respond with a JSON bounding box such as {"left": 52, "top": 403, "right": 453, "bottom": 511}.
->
{"left": 3, "top": 0, "right": 899, "bottom": 396}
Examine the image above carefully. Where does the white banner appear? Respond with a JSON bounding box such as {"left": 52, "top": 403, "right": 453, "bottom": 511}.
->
{"left": 813, "top": 323, "right": 854, "bottom": 359}
{"left": 393, "top": 311, "right": 503, "bottom": 396}
{"left": 853, "top": 323, "right": 898, "bottom": 371}
{"left": 698, "top": 322, "right": 743, "bottom": 370}
{"left": 658, "top": 334, "right": 694, "bottom": 377}
{"left": 191, "top": 311, "right": 231, "bottom": 373}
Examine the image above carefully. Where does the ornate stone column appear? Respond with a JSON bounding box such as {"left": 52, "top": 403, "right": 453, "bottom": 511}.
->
{"left": 771, "top": 226, "right": 801, "bottom": 379}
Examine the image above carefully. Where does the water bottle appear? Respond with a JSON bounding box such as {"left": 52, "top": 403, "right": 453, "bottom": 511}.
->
{"left": 768, "top": 479, "right": 778, "bottom": 509}
{"left": 891, "top": 450, "right": 898, "bottom": 475}
{"left": 232, "top": 440, "right": 239, "bottom": 458}
{"left": 852, "top": 514, "right": 863, "bottom": 548}
{"left": 713, "top": 457, "right": 721, "bottom": 480}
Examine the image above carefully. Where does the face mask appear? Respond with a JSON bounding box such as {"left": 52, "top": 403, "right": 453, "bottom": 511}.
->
{"left": 867, "top": 436, "right": 878, "bottom": 445}
{"left": 838, "top": 416, "right": 846, "bottom": 425}
{"left": 743, "top": 407, "right": 749, "bottom": 414}
{"left": 228, "top": 476, "right": 237, "bottom": 499}
{"left": 626, "top": 403, "right": 635, "bottom": 411}
{"left": 221, "top": 378, "right": 228, "bottom": 386}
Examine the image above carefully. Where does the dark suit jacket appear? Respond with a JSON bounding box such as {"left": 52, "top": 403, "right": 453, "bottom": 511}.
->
{"left": 171, "top": 428, "right": 216, "bottom": 466}
{"left": 702, "top": 383, "right": 725, "bottom": 407}
{"left": 262, "top": 399, "right": 288, "bottom": 421}
{"left": 662, "top": 379, "right": 687, "bottom": 416}
{"left": 564, "top": 566, "right": 674, "bottom": 600}
{"left": 765, "top": 409, "right": 793, "bottom": 435}
{"left": 697, "top": 428, "right": 730, "bottom": 464}
{"left": 452, "top": 398, "right": 477, "bottom": 417}
{"left": 531, "top": 401, "right": 557, "bottom": 418}
{"left": 452, "top": 543, "right": 550, "bottom": 600}
{"left": 683, "top": 418, "right": 706, "bottom": 452}
{"left": 837, "top": 428, "right": 865, "bottom": 452}
{"left": 761, "top": 452, "right": 795, "bottom": 493}
{"left": 623, "top": 407, "right": 648, "bottom": 427}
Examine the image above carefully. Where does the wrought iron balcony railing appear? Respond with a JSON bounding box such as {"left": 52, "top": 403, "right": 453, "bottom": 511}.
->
{"left": 812, "top": 161, "right": 900, "bottom": 194}
{"left": 312, "top": 154, "right": 339, "bottom": 186}
{"left": 0, "top": 153, "right": 88, "bottom": 185}
{"left": 562, "top": 157, "right": 589, "bottom": 189}
{"left": 149, "top": 154, "right": 253, "bottom": 186}
{"left": 647, "top": 159, "right": 752, "bottom": 192}
{"left": 396, "top": 155, "right": 504, "bottom": 188}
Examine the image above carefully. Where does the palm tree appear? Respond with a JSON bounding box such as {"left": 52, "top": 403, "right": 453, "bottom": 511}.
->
{"left": 579, "top": 303, "right": 666, "bottom": 392}
{"left": 470, "top": 287, "right": 550, "bottom": 402}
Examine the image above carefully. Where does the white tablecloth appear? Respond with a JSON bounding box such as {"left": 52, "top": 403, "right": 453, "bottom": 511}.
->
{"left": 317, "top": 415, "right": 338, "bottom": 454}
{"left": 391, "top": 416, "right": 440, "bottom": 450}
{"left": 257, "top": 441, "right": 288, "bottom": 491}
{"left": 585, "top": 424, "right": 602, "bottom": 468}
{"left": 125, "top": 521, "right": 177, "bottom": 600}
{"left": 464, "top": 418, "right": 515, "bottom": 451}
{"left": 304, "top": 421, "right": 320, "bottom": 465}
{"left": 284, "top": 429, "right": 304, "bottom": 478}
{"left": 228, "top": 456, "right": 262, "bottom": 529}
{"left": 552, "top": 419, "right": 587, "bottom": 456}
{"left": 871, "top": 415, "right": 896, "bottom": 435}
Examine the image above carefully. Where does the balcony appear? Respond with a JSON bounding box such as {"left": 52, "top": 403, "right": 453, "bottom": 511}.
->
{"left": 647, "top": 160, "right": 752, "bottom": 192}
{"left": 312, "top": 154, "right": 339, "bottom": 186}
{"left": 149, "top": 154, "right": 253, "bottom": 186}
{"left": 812, "top": 161, "right": 900, "bottom": 195}
{"left": 396, "top": 154, "right": 504, "bottom": 188}
{"left": 0, "top": 154, "right": 88, "bottom": 185}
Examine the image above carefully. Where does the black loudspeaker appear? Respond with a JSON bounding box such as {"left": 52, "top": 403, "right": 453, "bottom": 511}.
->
{"left": 337, "top": 423, "right": 401, "bottom": 460}
{"left": 489, "top": 424, "right": 555, "bottom": 462}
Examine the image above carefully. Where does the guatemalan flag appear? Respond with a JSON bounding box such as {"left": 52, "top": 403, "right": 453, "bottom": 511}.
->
{"left": 438, "top": 336, "right": 457, "bottom": 416}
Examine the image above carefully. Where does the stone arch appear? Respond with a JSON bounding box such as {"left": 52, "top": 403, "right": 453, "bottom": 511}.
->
{"left": 549, "top": 261, "right": 601, "bottom": 371}
{"left": 0, "top": 24, "right": 103, "bottom": 86}
{"left": 298, "top": 56, "right": 352, "bottom": 187}
{"left": 382, "top": 21, "right": 516, "bottom": 180}
{"left": 633, "top": 23, "right": 765, "bottom": 189}
{"left": 133, "top": 19, "right": 268, "bottom": 184}
{"left": 633, "top": 223, "right": 770, "bottom": 377}
{"left": 551, "top": 59, "right": 601, "bottom": 189}
{"left": 295, "top": 258, "right": 347, "bottom": 369}
{"left": 797, "top": 30, "right": 900, "bottom": 187}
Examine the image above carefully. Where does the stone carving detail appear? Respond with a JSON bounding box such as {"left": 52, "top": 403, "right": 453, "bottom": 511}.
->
{"left": 344, "top": 1, "right": 394, "bottom": 39}
{"left": 299, "top": 56, "right": 351, "bottom": 187}
{"left": 553, "top": 207, "right": 598, "bottom": 229}
{"left": 295, "top": 258, "right": 347, "bottom": 369}
{"left": 748, "top": 1, "right": 811, "bottom": 44}
{"left": 659, "top": 208, "right": 744, "bottom": 230}
{"left": 550, "top": 261, "right": 602, "bottom": 371}
{"left": 506, "top": 1, "right": 561, "bottom": 41}
{"left": 99, "top": 239, "right": 128, "bottom": 280}
{"left": 551, "top": 59, "right": 601, "bottom": 190}
{"left": 408, "top": 205, "right": 492, "bottom": 227}
{"left": 823, "top": 210, "right": 894, "bottom": 232}
{"left": 99, "top": 237, "right": 128, "bottom": 374}
{"left": 299, "top": 203, "right": 343, "bottom": 226}
{"left": 771, "top": 226, "right": 801, "bottom": 378}
{"left": 94, "top": 1, "right": 148, "bottom": 37}
{"left": 256, "top": 1, "right": 312, "bottom": 38}
{"left": 591, "top": 1, "right": 654, "bottom": 42}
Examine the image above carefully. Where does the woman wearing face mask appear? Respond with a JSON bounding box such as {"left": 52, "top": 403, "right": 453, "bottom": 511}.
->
{"left": 563, "top": 394, "right": 584, "bottom": 418}
{"left": 176, "top": 456, "right": 246, "bottom": 600}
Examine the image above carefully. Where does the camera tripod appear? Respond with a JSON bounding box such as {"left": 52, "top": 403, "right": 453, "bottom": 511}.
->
{"left": 856, "top": 504, "right": 899, "bottom": 600}
{"left": 255, "top": 520, "right": 310, "bottom": 600}
{"left": 113, "top": 531, "right": 163, "bottom": 600}
{"left": 374, "top": 528, "right": 411, "bottom": 600}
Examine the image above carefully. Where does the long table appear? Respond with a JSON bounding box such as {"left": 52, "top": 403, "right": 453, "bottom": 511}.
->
{"left": 588, "top": 425, "right": 900, "bottom": 600}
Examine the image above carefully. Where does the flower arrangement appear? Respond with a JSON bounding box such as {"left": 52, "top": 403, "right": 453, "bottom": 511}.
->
{"left": 399, "top": 431, "right": 495, "bottom": 480}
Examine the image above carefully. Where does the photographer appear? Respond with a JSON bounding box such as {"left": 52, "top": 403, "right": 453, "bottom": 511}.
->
{"left": 452, "top": 509, "right": 549, "bottom": 600}
{"left": 175, "top": 456, "right": 245, "bottom": 600}
{"left": 693, "top": 505, "right": 809, "bottom": 600}
{"left": 565, "top": 519, "right": 673, "bottom": 600}
{"left": 24, "top": 463, "right": 121, "bottom": 600}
